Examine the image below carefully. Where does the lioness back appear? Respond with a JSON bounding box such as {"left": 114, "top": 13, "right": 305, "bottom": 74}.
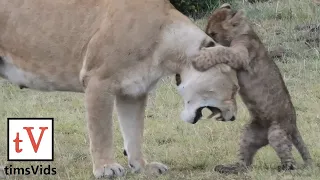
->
{"left": 0, "top": 0, "right": 173, "bottom": 92}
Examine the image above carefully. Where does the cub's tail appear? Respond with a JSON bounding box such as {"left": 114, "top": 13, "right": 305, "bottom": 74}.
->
{"left": 292, "top": 128, "right": 313, "bottom": 167}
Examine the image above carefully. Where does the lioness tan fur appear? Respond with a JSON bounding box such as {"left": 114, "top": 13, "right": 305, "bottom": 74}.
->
{"left": 0, "top": 0, "right": 240, "bottom": 178}
{"left": 192, "top": 4, "right": 313, "bottom": 174}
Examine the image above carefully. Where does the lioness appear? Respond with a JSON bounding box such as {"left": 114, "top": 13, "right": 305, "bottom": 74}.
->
{"left": 0, "top": 0, "right": 240, "bottom": 178}
{"left": 192, "top": 4, "right": 313, "bottom": 174}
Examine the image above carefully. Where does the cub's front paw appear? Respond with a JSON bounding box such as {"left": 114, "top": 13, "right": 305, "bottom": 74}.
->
{"left": 93, "top": 163, "right": 125, "bottom": 179}
{"left": 192, "top": 58, "right": 209, "bottom": 72}
{"left": 214, "top": 162, "right": 247, "bottom": 175}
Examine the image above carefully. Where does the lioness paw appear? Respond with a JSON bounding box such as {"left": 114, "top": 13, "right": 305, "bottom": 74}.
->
{"left": 145, "top": 162, "right": 169, "bottom": 175}
{"left": 93, "top": 163, "right": 125, "bottom": 179}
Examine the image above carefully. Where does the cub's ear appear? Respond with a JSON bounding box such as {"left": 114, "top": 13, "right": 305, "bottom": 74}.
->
{"left": 230, "top": 10, "right": 246, "bottom": 26}
{"left": 220, "top": 3, "right": 231, "bottom": 9}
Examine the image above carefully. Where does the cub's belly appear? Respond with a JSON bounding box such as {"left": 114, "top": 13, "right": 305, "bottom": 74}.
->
{"left": 0, "top": 56, "right": 83, "bottom": 92}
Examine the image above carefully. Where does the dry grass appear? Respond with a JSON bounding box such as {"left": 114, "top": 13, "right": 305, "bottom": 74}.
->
{"left": 0, "top": 0, "right": 320, "bottom": 179}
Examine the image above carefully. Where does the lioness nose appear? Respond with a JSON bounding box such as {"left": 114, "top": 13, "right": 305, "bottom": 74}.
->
{"left": 230, "top": 116, "right": 236, "bottom": 121}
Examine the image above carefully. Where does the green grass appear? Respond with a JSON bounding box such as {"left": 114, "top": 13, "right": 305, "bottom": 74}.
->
{"left": 1, "top": 0, "right": 320, "bottom": 179}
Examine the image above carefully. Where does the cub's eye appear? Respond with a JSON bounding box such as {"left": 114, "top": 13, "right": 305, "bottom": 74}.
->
{"left": 209, "top": 32, "right": 217, "bottom": 38}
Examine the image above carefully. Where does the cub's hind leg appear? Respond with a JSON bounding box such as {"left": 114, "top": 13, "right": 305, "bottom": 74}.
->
{"left": 215, "top": 121, "right": 268, "bottom": 174}
{"left": 115, "top": 95, "right": 168, "bottom": 175}
{"left": 85, "top": 77, "right": 125, "bottom": 179}
{"left": 268, "top": 123, "right": 296, "bottom": 171}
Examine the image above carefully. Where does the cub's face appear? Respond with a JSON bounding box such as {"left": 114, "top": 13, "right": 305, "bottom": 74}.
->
{"left": 176, "top": 65, "right": 239, "bottom": 124}
{"left": 205, "top": 4, "right": 247, "bottom": 46}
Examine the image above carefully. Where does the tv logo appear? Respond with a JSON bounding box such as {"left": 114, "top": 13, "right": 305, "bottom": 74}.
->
{"left": 7, "top": 118, "right": 54, "bottom": 161}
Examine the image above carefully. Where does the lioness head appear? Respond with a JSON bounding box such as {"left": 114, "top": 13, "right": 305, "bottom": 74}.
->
{"left": 205, "top": 3, "right": 248, "bottom": 46}
{"left": 176, "top": 64, "right": 239, "bottom": 124}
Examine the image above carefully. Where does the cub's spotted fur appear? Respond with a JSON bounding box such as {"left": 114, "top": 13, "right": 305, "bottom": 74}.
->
{"left": 192, "top": 4, "right": 313, "bottom": 174}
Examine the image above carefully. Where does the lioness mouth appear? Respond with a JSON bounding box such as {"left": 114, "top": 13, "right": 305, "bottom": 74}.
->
{"left": 206, "top": 106, "right": 223, "bottom": 120}
{"left": 193, "top": 106, "right": 222, "bottom": 124}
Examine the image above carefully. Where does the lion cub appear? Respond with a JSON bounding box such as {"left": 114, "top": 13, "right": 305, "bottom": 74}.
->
{"left": 192, "top": 4, "right": 313, "bottom": 174}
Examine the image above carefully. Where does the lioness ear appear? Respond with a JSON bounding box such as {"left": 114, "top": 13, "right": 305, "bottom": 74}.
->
{"left": 230, "top": 10, "right": 246, "bottom": 26}
{"left": 220, "top": 3, "right": 231, "bottom": 9}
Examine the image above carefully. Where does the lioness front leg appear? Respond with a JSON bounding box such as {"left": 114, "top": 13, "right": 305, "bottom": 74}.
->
{"left": 115, "top": 95, "right": 168, "bottom": 175}
{"left": 192, "top": 45, "right": 249, "bottom": 72}
{"left": 85, "top": 77, "right": 125, "bottom": 179}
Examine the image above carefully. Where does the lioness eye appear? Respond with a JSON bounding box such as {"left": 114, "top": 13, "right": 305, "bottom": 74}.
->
{"left": 175, "top": 74, "right": 181, "bottom": 86}
{"left": 206, "top": 41, "right": 215, "bottom": 47}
